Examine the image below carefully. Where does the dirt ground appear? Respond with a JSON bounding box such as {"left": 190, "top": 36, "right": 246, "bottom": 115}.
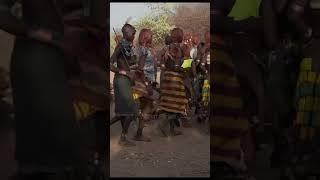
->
{"left": 0, "top": 30, "right": 276, "bottom": 179}
{"left": 109, "top": 99, "right": 211, "bottom": 177}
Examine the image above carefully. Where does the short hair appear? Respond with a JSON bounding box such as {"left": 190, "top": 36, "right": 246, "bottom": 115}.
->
{"left": 170, "top": 28, "right": 183, "bottom": 43}
{"left": 121, "top": 23, "right": 136, "bottom": 36}
{"left": 138, "top": 29, "right": 153, "bottom": 46}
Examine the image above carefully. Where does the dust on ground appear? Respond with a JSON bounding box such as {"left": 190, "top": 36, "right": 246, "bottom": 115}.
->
{"left": 109, "top": 100, "right": 210, "bottom": 177}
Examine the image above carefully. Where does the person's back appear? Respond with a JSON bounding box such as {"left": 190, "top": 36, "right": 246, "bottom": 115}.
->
{"left": 212, "top": 0, "right": 253, "bottom": 178}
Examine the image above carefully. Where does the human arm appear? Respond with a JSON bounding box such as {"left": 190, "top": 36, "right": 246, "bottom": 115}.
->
{"left": 137, "top": 47, "right": 147, "bottom": 72}
{"left": 158, "top": 47, "right": 167, "bottom": 70}
{"left": 262, "top": 0, "right": 279, "bottom": 50}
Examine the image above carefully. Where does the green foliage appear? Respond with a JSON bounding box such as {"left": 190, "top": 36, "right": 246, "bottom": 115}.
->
{"left": 134, "top": 15, "right": 174, "bottom": 47}
{"left": 146, "top": 3, "right": 176, "bottom": 18}
{"left": 109, "top": 3, "right": 210, "bottom": 54}
{"left": 132, "top": 3, "right": 177, "bottom": 48}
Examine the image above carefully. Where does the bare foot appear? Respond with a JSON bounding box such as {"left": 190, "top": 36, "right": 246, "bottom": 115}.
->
{"left": 118, "top": 137, "right": 136, "bottom": 147}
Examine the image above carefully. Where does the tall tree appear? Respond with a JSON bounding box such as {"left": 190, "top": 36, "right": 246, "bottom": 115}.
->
{"left": 170, "top": 3, "right": 210, "bottom": 41}
{"left": 134, "top": 15, "right": 174, "bottom": 48}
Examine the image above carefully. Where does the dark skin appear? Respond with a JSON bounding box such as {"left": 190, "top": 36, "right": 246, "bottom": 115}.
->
{"left": 190, "top": 37, "right": 200, "bottom": 78}
{"left": 158, "top": 36, "right": 173, "bottom": 70}
{"left": 159, "top": 48, "right": 169, "bottom": 71}
{"left": 191, "top": 60, "right": 197, "bottom": 79}
{"left": 262, "top": 0, "right": 279, "bottom": 50}
{"left": 263, "top": 0, "right": 313, "bottom": 50}
{"left": 167, "top": 43, "right": 184, "bottom": 72}
{"left": 196, "top": 43, "right": 209, "bottom": 76}
{"left": 110, "top": 28, "right": 136, "bottom": 80}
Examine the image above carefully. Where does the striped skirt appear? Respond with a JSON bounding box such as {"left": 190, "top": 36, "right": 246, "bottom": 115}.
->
{"left": 158, "top": 71, "right": 188, "bottom": 115}
{"left": 212, "top": 47, "right": 249, "bottom": 171}
{"left": 132, "top": 81, "right": 149, "bottom": 100}
{"left": 294, "top": 58, "right": 320, "bottom": 141}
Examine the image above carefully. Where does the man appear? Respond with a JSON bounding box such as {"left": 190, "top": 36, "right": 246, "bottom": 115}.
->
{"left": 110, "top": 23, "right": 138, "bottom": 146}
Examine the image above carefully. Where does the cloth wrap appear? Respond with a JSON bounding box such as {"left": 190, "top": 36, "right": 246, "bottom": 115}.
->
{"left": 113, "top": 74, "right": 137, "bottom": 116}
{"left": 294, "top": 57, "right": 320, "bottom": 141}
{"left": 212, "top": 36, "right": 249, "bottom": 171}
{"left": 159, "top": 71, "right": 188, "bottom": 115}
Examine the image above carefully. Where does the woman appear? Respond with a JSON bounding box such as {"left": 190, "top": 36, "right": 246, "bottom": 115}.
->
{"left": 137, "top": 29, "right": 157, "bottom": 85}
{"left": 131, "top": 28, "right": 156, "bottom": 141}
{"left": 157, "top": 27, "right": 187, "bottom": 136}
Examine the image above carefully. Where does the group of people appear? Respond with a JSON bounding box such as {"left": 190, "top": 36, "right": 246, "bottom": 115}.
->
{"left": 110, "top": 23, "right": 210, "bottom": 147}
{"left": 213, "top": 0, "right": 320, "bottom": 179}
{"left": 0, "top": 0, "right": 108, "bottom": 179}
